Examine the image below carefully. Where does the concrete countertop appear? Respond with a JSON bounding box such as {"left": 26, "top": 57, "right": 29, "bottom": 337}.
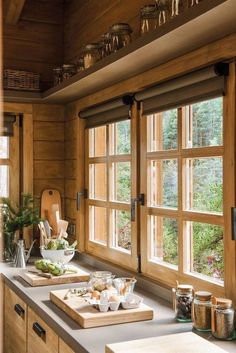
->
{"left": 1, "top": 258, "right": 236, "bottom": 353}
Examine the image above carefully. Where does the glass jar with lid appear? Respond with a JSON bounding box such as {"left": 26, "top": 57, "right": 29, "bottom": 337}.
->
{"left": 156, "top": 0, "right": 169, "bottom": 26}
{"left": 192, "top": 291, "right": 212, "bottom": 331}
{"left": 110, "top": 23, "right": 132, "bottom": 52}
{"left": 189, "top": 0, "right": 202, "bottom": 8}
{"left": 172, "top": 283, "right": 193, "bottom": 322}
{"left": 140, "top": 4, "right": 158, "bottom": 35}
{"left": 76, "top": 57, "right": 85, "bottom": 72}
{"left": 53, "top": 67, "right": 62, "bottom": 86}
{"left": 211, "top": 297, "right": 235, "bottom": 340}
{"left": 100, "top": 32, "right": 112, "bottom": 57}
{"left": 82, "top": 43, "right": 103, "bottom": 69}
{"left": 89, "top": 271, "right": 115, "bottom": 292}
{"left": 62, "top": 64, "right": 76, "bottom": 81}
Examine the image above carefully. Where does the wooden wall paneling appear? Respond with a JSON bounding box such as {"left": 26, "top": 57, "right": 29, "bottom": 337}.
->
{"left": 65, "top": 198, "right": 77, "bottom": 221}
{"left": 65, "top": 139, "right": 76, "bottom": 160}
{"left": 65, "top": 179, "right": 76, "bottom": 200}
{"left": 65, "top": 160, "right": 76, "bottom": 179}
{"left": 34, "top": 179, "right": 65, "bottom": 199}
{"left": 33, "top": 104, "right": 65, "bottom": 122}
{"left": 4, "top": 0, "right": 26, "bottom": 25}
{"left": 33, "top": 122, "right": 64, "bottom": 141}
{"left": 34, "top": 160, "right": 65, "bottom": 179}
{"left": 34, "top": 141, "right": 65, "bottom": 160}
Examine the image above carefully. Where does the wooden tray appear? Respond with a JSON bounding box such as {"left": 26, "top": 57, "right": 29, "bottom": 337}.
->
{"left": 105, "top": 332, "right": 229, "bottom": 353}
{"left": 50, "top": 289, "right": 154, "bottom": 328}
{"left": 19, "top": 268, "right": 90, "bottom": 287}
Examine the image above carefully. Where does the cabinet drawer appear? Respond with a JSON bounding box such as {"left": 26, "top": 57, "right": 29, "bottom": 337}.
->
{"left": 4, "top": 284, "right": 27, "bottom": 353}
{"left": 59, "top": 339, "right": 75, "bottom": 353}
{"left": 28, "top": 306, "right": 58, "bottom": 353}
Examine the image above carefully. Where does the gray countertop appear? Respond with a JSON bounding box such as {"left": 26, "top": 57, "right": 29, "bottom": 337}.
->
{"left": 1, "top": 257, "right": 236, "bottom": 353}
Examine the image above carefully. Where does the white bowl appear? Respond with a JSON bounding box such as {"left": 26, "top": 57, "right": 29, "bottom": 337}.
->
{"left": 40, "top": 248, "right": 75, "bottom": 263}
{"left": 121, "top": 293, "right": 143, "bottom": 309}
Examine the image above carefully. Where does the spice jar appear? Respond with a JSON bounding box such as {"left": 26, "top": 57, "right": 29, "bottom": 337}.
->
{"left": 211, "top": 297, "right": 235, "bottom": 340}
{"left": 193, "top": 291, "right": 212, "bottom": 331}
{"left": 53, "top": 67, "right": 62, "bottom": 86}
{"left": 62, "top": 64, "right": 76, "bottom": 81}
{"left": 76, "top": 57, "right": 85, "bottom": 72}
{"left": 100, "top": 32, "right": 112, "bottom": 57}
{"left": 140, "top": 4, "right": 158, "bottom": 35}
{"left": 156, "top": 0, "right": 169, "bottom": 26}
{"left": 172, "top": 284, "right": 193, "bottom": 322}
{"left": 82, "top": 43, "right": 103, "bottom": 69}
{"left": 89, "top": 271, "right": 115, "bottom": 292}
{"left": 110, "top": 23, "right": 132, "bottom": 52}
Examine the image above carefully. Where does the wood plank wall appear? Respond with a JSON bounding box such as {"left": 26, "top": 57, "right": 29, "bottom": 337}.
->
{"left": 33, "top": 104, "right": 65, "bottom": 216}
{"left": 3, "top": 0, "right": 64, "bottom": 89}
{"left": 64, "top": 0, "right": 161, "bottom": 63}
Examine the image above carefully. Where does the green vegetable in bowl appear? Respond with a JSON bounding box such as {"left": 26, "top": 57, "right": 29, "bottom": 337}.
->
{"left": 44, "top": 238, "right": 76, "bottom": 250}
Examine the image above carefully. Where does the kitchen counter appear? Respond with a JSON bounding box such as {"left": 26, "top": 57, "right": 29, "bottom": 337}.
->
{"left": 1, "top": 258, "right": 236, "bottom": 353}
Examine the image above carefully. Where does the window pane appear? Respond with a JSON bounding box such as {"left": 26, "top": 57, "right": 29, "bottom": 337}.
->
{"left": 149, "top": 215, "right": 178, "bottom": 267}
{"left": 110, "top": 162, "right": 131, "bottom": 203}
{"left": 148, "top": 159, "right": 178, "bottom": 208}
{"left": 89, "top": 206, "right": 107, "bottom": 245}
{"left": 0, "top": 137, "right": 9, "bottom": 158}
{"left": 147, "top": 109, "right": 178, "bottom": 152}
{"left": 184, "top": 97, "right": 223, "bottom": 148}
{"left": 186, "top": 221, "right": 224, "bottom": 282}
{"left": 89, "top": 163, "right": 107, "bottom": 200}
{"left": 185, "top": 157, "right": 222, "bottom": 213}
{"left": 89, "top": 126, "right": 106, "bottom": 157}
{"left": 111, "top": 210, "right": 131, "bottom": 252}
{"left": 109, "top": 121, "right": 131, "bottom": 155}
{"left": 0, "top": 166, "right": 9, "bottom": 197}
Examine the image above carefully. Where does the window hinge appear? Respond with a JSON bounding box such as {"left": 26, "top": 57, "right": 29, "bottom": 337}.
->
{"left": 76, "top": 189, "right": 88, "bottom": 210}
{"left": 131, "top": 193, "right": 145, "bottom": 222}
{"left": 137, "top": 255, "right": 141, "bottom": 273}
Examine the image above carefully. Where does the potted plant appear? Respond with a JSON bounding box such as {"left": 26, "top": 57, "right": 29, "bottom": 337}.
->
{"left": 0, "top": 193, "right": 41, "bottom": 261}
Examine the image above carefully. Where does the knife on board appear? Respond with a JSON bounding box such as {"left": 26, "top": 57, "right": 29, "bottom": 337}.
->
{"left": 27, "top": 269, "right": 52, "bottom": 279}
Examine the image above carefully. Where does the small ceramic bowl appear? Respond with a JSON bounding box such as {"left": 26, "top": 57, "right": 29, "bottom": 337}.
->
{"left": 121, "top": 293, "right": 143, "bottom": 309}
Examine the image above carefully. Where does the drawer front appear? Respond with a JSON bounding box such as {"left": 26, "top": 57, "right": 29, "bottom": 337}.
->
{"left": 4, "top": 284, "right": 27, "bottom": 353}
{"left": 28, "top": 306, "right": 58, "bottom": 353}
{"left": 59, "top": 339, "right": 75, "bottom": 353}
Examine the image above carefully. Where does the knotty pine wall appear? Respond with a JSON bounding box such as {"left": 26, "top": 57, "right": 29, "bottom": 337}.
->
{"left": 3, "top": 0, "right": 63, "bottom": 89}
{"left": 64, "top": 0, "right": 158, "bottom": 63}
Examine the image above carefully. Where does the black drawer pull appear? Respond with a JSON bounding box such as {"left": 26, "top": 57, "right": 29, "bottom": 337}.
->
{"left": 14, "top": 304, "right": 25, "bottom": 317}
{"left": 33, "top": 322, "right": 46, "bottom": 338}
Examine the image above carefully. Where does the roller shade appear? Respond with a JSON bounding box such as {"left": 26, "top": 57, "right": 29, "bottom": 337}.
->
{"left": 79, "top": 95, "right": 134, "bottom": 128}
{"left": 135, "top": 63, "right": 229, "bottom": 115}
{"left": 0, "top": 113, "right": 16, "bottom": 136}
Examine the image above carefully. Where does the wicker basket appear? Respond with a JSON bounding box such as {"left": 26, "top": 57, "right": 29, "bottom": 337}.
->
{"left": 3, "top": 69, "right": 40, "bottom": 91}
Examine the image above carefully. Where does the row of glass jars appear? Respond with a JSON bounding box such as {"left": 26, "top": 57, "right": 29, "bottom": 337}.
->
{"left": 173, "top": 284, "right": 235, "bottom": 340}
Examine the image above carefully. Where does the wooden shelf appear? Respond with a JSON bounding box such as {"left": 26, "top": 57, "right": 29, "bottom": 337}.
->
{"left": 4, "top": 0, "right": 236, "bottom": 104}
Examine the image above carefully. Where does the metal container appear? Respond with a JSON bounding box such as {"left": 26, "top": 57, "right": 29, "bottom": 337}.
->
{"left": 212, "top": 297, "right": 235, "bottom": 340}
{"left": 140, "top": 4, "right": 158, "bottom": 35}
{"left": 62, "top": 64, "right": 76, "bottom": 81}
{"left": 110, "top": 23, "right": 132, "bottom": 52}
{"left": 172, "top": 284, "right": 193, "bottom": 322}
{"left": 82, "top": 43, "right": 103, "bottom": 69}
{"left": 53, "top": 67, "right": 62, "bottom": 86}
{"left": 192, "top": 291, "right": 212, "bottom": 331}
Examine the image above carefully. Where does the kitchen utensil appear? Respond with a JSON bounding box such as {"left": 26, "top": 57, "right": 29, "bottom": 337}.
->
{"left": 27, "top": 270, "right": 52, "bottom": 279}
{"left": 41, "top": 189, "right": 62, "bottom": 236}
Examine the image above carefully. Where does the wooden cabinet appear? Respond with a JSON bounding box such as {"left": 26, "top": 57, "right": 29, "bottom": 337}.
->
{"left": 59, "top": 339, "right": 75, "bottom": 353}
{"left": 4, "top": 284, "right": 27, "bottom": 353}
{"left": 27, "top": 306, "right": 58, "bottom": 353}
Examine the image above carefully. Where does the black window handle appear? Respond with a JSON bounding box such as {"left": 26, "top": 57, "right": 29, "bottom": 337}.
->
{"left": 33, "top": 322, "right": 46, "bottom": 339}
{"left": 131, "top": 194, "right": 145, "bottom": 222}
{"left": 14, "top": 304, "right": 25, "bottom": 317}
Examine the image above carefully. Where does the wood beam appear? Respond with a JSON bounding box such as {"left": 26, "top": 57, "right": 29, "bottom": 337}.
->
{"left": 4, "top": 0, "right": 26, "bottom": 25}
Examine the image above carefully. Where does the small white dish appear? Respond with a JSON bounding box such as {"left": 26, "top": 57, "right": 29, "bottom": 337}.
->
{"left": 121, "top": 293, "right": 143, "bottom": 309}
{"left": 109, "top": 301, "right": 120, "bottom": 311}
{"left": 98, "top": 303, "right": 109, "bottom": 312}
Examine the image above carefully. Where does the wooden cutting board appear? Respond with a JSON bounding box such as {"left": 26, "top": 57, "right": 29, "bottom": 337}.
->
{"left": 19, "top": 269, "right": 90, "bottom": 287}
{"left": 50, "top": 289, "right": 153, "bottom": 328}
{"left": 105, "top": 332, "right": 229, "bottom": 353}
{"left": 41, "top": 189, "right": 62, "bottom": 235}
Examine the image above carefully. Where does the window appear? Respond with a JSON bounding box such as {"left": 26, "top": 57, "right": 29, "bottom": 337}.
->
{"left": 141, "top": 97, "right": 226, "bottom": 293}
{"left": 85, "top": 121, "right": 138, "bottom": 270}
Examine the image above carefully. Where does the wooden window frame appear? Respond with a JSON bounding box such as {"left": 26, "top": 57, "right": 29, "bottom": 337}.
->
{"left": 85, "top": 106, "right": 138, "bottom": 271}
{"left": 140, "top": 68, "right": 236, "bottom": 298}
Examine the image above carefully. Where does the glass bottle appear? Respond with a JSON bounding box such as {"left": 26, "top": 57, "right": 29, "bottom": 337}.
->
{"left": 110, "top": 23, "right": 132, "bottom": 52}
{"left": 53, "top": 67, "right": 62, "bottom": 86}
{"left": 82, "top": 43, "right": 103, "bottom": 69}
{"left": 76, "top": 58, "right": 85, "bottom": 72}
{"left": 212, "top": 297, "right": 235, "bottom": 340}
{"left": 140, "top": 4, "right": 158, "bottom": 35}
{"left": 62, "top": 64, "right": 76, "bottom": 81}
{"left": 192, "top": 291, "right": 212, "bottom": 331}
{"left": 173, "top": 284, "right": 193, "bottom": 322}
